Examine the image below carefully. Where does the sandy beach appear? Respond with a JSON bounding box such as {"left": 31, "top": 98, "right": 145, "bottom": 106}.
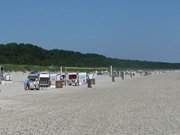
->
{"left": 0, "top": 71, "right": 180, "bottom": 135}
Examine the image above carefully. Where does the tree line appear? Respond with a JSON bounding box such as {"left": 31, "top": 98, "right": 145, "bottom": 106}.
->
{"left": 0, "top": 42, "right": 180, "bottom": 70}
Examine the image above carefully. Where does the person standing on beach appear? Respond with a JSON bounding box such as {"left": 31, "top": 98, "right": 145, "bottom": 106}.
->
{"left": 24, "top": 79, "right": 29, "bottom": 90}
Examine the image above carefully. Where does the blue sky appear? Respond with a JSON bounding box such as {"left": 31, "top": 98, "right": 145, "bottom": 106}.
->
{"left": 0, "top": 0, "right": 180, "bottom": 62}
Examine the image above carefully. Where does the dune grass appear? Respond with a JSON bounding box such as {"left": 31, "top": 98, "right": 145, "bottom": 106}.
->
{"left": 2, "top": 64, "right": 108, "bottom": 72}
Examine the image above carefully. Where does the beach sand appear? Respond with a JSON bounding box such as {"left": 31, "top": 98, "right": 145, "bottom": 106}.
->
{"left": 0, "top": 71, "right": 180, "bottom": 135}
